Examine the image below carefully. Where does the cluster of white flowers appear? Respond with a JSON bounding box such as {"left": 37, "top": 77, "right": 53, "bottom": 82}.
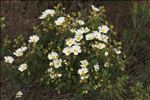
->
{"left": 63, "top": 27, "right": 90, "bottom": 56}
{"left": 85, "top": 25, "right": 109, "bottom": 50}
{"left": 4, "top": 56, "right": 14, "bottom": 64}
{"left": 63, "top": 45, "right": 81, "bottom": 56}
{"left": 55, "top": 17, "right": 65, "bottom": 26}
{"left": 63, "top": 38, "right": 81, "bottom": 56}
{"left": 18, "top": 63, "right": 28, "bottom": 72}
{"left": 28, "top": 35, "right": 39, "bottom": 44}
{"left": 13, "top": 46, "right": 27, "bottom": 57}
{"left": 48, "top": 52, "right": 62, "bottom": 69}
{"left": 86, "top": 25, "right": 109, "bottom": 41}
{"left": 78, "top": 60, "right": 89, "bottom": 81}
{"left": 47, "top": 68, "right": 62, "bottom": 79}
{"left": 16, "top": 91, "right": 23, "bottom": 98}
{"left": 39, "top": 9, "right": 55, "bottom": 19}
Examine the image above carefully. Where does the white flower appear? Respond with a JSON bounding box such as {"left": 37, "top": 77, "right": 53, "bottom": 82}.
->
{"left": 93, "top": 43, "right": 106, "bottom": 49}
{"left": 98, "top": 25, "right": 109, "bottom": 33}
{"left": 28, "top": 35, "right": 39, "bottom": 43}
{"left": 91, "top": 5, "right": 100, "bottom": 12}
{"left": 74, "top": 29, "right": 84, "bottom": 35}
{"left": 85, "top": 33, "right": 94, "bottom": 40}
{"left": 50, "top": 74, "right": 55, "bottom": 79}
{"left": 114, "top": 48, "right": 121, "bottom": 54}
{"left": 39, "top": 9, "right": 55, "bottom": 19}
{"left": 65, "top": 38, "right": 75, "bottom": 46}
{"left": 80, "top": 74, "right": 89, "bottom": 80}
{"left": 57, "top": 73, "right": 62, "bottom": 78}
{"left": 105, "top": 51, "right": 109, "bottom": 56}
{"left": 13, "top": 46, "right": 27, "bottom": 57}
{"left": 55, "top": 17, "right": 65, "bottom": 25}
{"left": 47, "top": 68, "right": 53, "bottom": 72}
{"left": 94, "top": 63, "right": 100, "bottom": 72}
{"left": 84, "top": 27, "right": 90, "bottom": 33}
{"left": 78, "top": 67, "right": 88, "bottom": 75}
{"left": 80, "top": 60, "right": 89, "bottom": 67}
{"left": 72, "top": 45, "right": 81, "bottom": 55}
{"left": 74, "top": 27, "right": 90, "bottom": 35}
{"left": 4, "top": 56, "right": 14, "bottom": 64}
{"left": 53, "top": 59, "right": 62, "bottom": 68}
{"left": 74, "top": 34, "right": 83, "bottom": 42}
{"left": 16, "top": 91, "right": 23, "bottom": 98}
{"left": 76, "top": 20, "right": 85, "bottom": 25}
{"left": 93, "top": 31, "right": 101, "bottom": 39}
{"left": 18, "top": 63, "right": 28, "bottom": 72}
{"left": 98, "top": 34, "right": 109, "bottom": 43}
{"left": 49, "top": 62, "right": 54, "bottom": 66}
{"left": 48, "top": 52, "right": 58, "bottom": 60}
{"left": 63, "top": 47, "right": 72, "bottom": 56}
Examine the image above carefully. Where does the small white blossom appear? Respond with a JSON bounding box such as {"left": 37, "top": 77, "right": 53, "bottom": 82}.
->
{"left": 105, "top": 51, "right": 109, "bottom": 56}
{"left": 16, "top": 91, "right": 23, "bottom": 98}
{"left": 55, "top": 17, "right": 65, "bottom": 26}
{"left": 91, "top": 5, "right": 100, "bottom": 12}
{"left": 80, "top": 60, "right": 89, "bottom": 67}
{"left": 53, "top": 59, "right": 62, "bottom": 68}
{"left": 92, "top": 43, "right": 106, "bottom": 49}
{"left": 98, "top": 34, "right": 109, "bottom": 43}
{"left": 114, "top": 48, "right": 121, "bottom": 54}
{"left": 47, "top": 68, "right": 53, "bottom": 72}
{"left": 94, "top": 63, "right": 100, "bottom": 72}
{"left": 18, "top": 63, "right": 28, "bottom": 72}
{"left": 80, "top": 74, "right": 89, "bottom": 80}
{"left": 76, "top": 20, "right": 85, "bottom": 25}
{"left": 57, "top": 73, "right": 62, "bottom": 78}
{"left": 39, "top": 9, "right": 55, "bottom": 19}
{"left": 4, "top": 56, "right": 14, "bottom": 64}
{"left": 74, "top": 29, "right": 84, "bottom": 35}
{"left": 78, "top": 67, "right": 88, "bottom": 75}
{"left": 85, "top": 33, "right": 94, "bottom": 40}
{"left": 63, "top": 47, "right": 72, "bottom": 56}
{"left": 49, "top": 62, "right": 54, "bottom": 66}
{"left": 93, "top": 31, "right": 101, "bottom": 39}
{"left": 74, "top": 34, "right": 83, "bottom": 42}
{"left": 74, "top": 27, "right": 90, "bottom": 35}
{"left": 48, "top": 52, "right": 58, "bottom": 60}
{"left": 72, "top": 45, "right": 81, "bottom": 55}
{"left": 65, "top": 38, "right": 75, "bottom": 46}
{"left": 98, "top": 25, "right": 110, "bottom": 33}
{"left": 84, "top": 27, "right": 90, "bottom": 33}
{"left": 13, "top": 46, "right": 27, "bottom": 57}
{"left": 28, "top": 35, "right": 39, "bottom": 43}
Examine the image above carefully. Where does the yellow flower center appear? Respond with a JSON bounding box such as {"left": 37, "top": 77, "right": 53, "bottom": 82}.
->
{"left": 52, "top": 55, "right": 56, "bottom": 59}
{"left": 101, "top": 29, "right": 106, "bottom": 33}
{"left": 74, "top": 50, "right": 78, "bottom": 53}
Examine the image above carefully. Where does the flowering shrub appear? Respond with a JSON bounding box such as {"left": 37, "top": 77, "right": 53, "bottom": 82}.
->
{"left": 3, "top": 5, "right": 129, "bottom": 99}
